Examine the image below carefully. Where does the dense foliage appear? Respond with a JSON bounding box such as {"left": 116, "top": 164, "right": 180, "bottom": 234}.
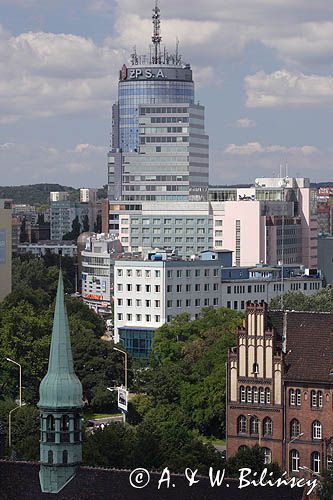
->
{"left": 270, "top": 287, "right": 333, "bottom": 312}
{"left": 0, "top": 183, "right": 78, "bottom": 205}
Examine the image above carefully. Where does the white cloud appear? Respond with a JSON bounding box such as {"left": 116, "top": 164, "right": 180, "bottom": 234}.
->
{"left": 0, "top": 27, "right": 124, "bottom": 123}
{"left": 245, "top": 70, "right": 333, "bottom": 107}
{"left": 235, "top": 117, "right": 256, "bottom": 128}
{"left": 224, "top": 142, "right": 319, "bottom": 156}
{"left": 0, "top": 142, "right": 107, "bottom": 187}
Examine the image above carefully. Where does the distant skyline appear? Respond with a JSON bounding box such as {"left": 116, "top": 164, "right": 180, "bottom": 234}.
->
{"left": 0, "top": 0, "right": 332, "bottom": 187}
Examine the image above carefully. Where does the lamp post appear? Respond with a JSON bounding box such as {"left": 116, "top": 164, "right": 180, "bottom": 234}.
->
{"left": 8, "top": 403, "right": 26, "bottom": 449}
{"left": 287, "top": 432, "right": 304, "bottom": 474}
{"left": 248, "top": 414, "right": 261, "bottom": 446}
{"left": 6, "top": 357, "right": 22, "bottom": 407}
{"left": 113, "top": 347, "right": 128, "bottom": 423}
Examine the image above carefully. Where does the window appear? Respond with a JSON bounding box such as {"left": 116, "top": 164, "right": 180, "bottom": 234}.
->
{"left": 252, "top": 363, "right": 259, "bottom": 375}
{"left": 155, "top": 300, "right": 160, "bottom": 308}
{"left": 63, "top": 450, "right": 68, "bottom": 464}
{"left": 195, "top": 299, "right": 200, "bottom": 307}
{"left": 167, "top": 300, "right": 172, "bottom": 307}
{"left": 195, "top": 284, "right": 200, "bottom": 292}
{"left": 289, "top": 389, "right": 296, "bottom": 406}
{"left": 311, "top": 390, "right": 317, "bottom": 408}
{"left": 312, "top": 452, "right": 321, "bottom": 474}
{"left": 290, "top": 450, "right": 300, "bottom": 472}
{"left": 127, "top": 299, "right": 132, "bottom": 306}
{"left": 117, "top": 284, "right": 123, "bottom": 291}
{"left": 186, "top": 284, "right": 191, "bottom": 292}
{"left": 127, "top": 284, "right": 132, "bottom": 291}
{"left": 167, "top": 285, "right": 172, "bottom": 292}
{"left": 290, "top": 419, "right": 301, "bottom": 438}
{"left": 312, "top": 420, "right": 322, "bottom": 440}
{"left": 263, "top": 417, "right": 273, "bottom": 437}
{"left": 265, "top": 388, "right": 271, "bottom": 404}
{"left": 240, "top": 386, "right": 246, "bottom": 403}
{"left": 176, "top": 300, "right": 182, "bottom": 308}
{"left": 296, "top": 389, "right": 301, "bottom": 406}
{"left": 136, "top": 284, "right": 141, "bottom": 292}
{"left": 155, "top": 285, "right": 160, "bottom": 292}
{"left": 318, "top": 391, "right": 323, "bottom": 408}
{"left": 136, "top": 299, "right": 141, "bottom": 307}
{"left": 250, "top": 416, "right": 259, "bottom": 435}
{"left": 145, "top": 270, "right": 151, "bottom": 278}
{"left": 126, "top": 269, "right": 132, "bottom": 277}
{"left": 263, "top": 448, "right": 272, "bottom": 464}
{"left": 146, "top": 315, "right": 151, "bottom": 322}
{"left": 127, "top": 314, "right": 132, "bottom": 321}
{"left": 260, "top": 388, "right": 265, "bottom": 404}
{"left": 155, "top": 270, "right": 161, "bottom": 278}
{"left": 237, "top": 415, "right": 247, "bottom": 434}
{"left": 117, "top": 298, "right": 122, "bottom": 306}
{"left": 247, "top": 386, "right": 252, "bottom": 403}
{"left": 136, "top": 314, "right": 142, "bottom": 321}
{"left": 253, "top": 387, "right": 258, "bottom": 403}
{"left": 117, "top": 313, "right": 123, "bottom": 321}
{"left": 145, "top": 300, "right": 151, "bottom": 307}
{"left": 155, "top": 315, "right": 160, "bottom": 322}
{"left": 146, "top": 285, "right": 151, "bottom": 292}
{"left": 176, "top": 285, "right": 182, "bottom": 293}
{"left": 48, "top": 450, "right": 53, "bottom": 464}
{"left": 117, "top": 269, "right": 123, "bottom": 276}
{"left": 136, "top": 269, "right": 142, "bottom": 277}
{"left": 185, "top": 299, "right": 191, "bottom": 307}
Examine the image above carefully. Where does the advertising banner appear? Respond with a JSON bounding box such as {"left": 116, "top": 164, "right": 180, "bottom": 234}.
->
{"left": 117, "top": 387, "right": 128, "bottom": 413}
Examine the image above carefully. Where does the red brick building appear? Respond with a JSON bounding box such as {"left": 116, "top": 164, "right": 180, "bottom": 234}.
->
{"left": 226, "top": 302, "right": 333, "bottom": 475}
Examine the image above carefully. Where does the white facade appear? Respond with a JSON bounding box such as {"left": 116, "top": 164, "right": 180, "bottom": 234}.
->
{"left": 221, "top": 278, "right": 322, "bottom": 311}
{"left": 18, "top": 241, "right": 77, "bottom": 257}
{"left": 50, "top": 191, "right": 69, "bottom": 202}
{"left": 80, "top": 188, "right": 97, "bottom": 203}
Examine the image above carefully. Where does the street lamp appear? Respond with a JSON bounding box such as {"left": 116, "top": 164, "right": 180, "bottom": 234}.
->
{"left": 8, "top": 403, "right": 26, "bottom": 449}
{"left": 113, "top": 347, "right": 128, "bottom": 390}
{"left": 287, "top": 433, "right": 304, "bottom": 474}
{"left": 248, "top": 414, "right": 261, "bottom": 446}
{"left": 6, "top": 357, "right": 22, "bottom": 407}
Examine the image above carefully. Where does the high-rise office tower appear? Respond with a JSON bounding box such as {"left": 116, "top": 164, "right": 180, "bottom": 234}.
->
{"left": 108, "top": 2, "right": 209, "bottom": 207}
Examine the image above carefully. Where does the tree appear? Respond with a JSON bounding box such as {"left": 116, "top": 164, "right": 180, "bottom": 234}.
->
{"left": 225, "top": 445, "right": 282, "bottom": 479}
{"left": 318, "top": 469, "right": 333, "bottom": 500}
{"left": 63, "top": 216, "right": 81, "bottom": 240}
{"left": 19, "top": 218, "right": 29, "bottom": 243}
{"left": 270, "top": 287, "right": 333, "bottom": 312}
{"left": 82, "top": 214, "right": 90, "bottom": 233}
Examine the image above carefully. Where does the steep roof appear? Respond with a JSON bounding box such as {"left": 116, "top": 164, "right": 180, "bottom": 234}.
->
{"left": 269, "top": 310, "right": 333, "bottom": 383}
{"left": 0, "top": 461, "right": 306, "bottom": 500}
{"left": 38, "top": 271, "right": 83, "bottom": 409}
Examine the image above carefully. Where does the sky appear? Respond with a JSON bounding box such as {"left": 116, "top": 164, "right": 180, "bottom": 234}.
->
{"left": 0, "top": 0, "right": 332, "bottom": 187}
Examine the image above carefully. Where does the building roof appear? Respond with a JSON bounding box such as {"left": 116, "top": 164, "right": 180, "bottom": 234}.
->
{"left": 38, "top": 271, "right": 83, "bottom": 409}
{"left": 269, "top": 310, "right": 333, "bottom": 383}
{"left": 0, "top": 461, "right": 306, "bottom": 500}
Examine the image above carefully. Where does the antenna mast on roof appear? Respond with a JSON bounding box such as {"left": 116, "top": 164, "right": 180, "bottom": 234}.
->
{"left": 152, "top": 1, "right": 162, "bottom": 64}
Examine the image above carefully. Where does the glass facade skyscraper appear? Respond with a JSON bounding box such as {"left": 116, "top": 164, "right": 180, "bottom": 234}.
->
{"left": 107, "top": 3, "right": 209, "bottom": 232}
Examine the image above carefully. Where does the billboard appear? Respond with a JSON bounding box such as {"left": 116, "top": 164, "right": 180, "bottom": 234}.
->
{"left": 0, "top": 229, "right": 6, "bottom": 264}
{"left": 117, "top": 387, "right": 128, "bottom": 413}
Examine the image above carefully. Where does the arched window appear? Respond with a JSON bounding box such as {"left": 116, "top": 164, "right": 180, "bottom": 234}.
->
{"left": 296, "top": 389, "right": 301, "bottom": 406}
{"left": 263, "top": 447, "right": 272, "bottom": 464}
{"left": 263, "top": 417, "right": 273, "bottom": 437}
{"left": 63, "top": 450, "right": 68, "bottom": 464}
{"left": 240, "top": 386, "right": 246, "bottom": 403}
{"left": 246, "top": 386, "right": 252, "bottom": 403}
{"left": 290, "top": 419, "right": 301, "bottom": 438}
{"left": 253, "top": 387, "right": 258, "bottom": 404}
{"left": 311, "top": 390, "right": 317, "bottom": 408}
{"left": 289, "top": 389, "right": 295, "bottom": 406}
{"left": 318, "top": 391, "right": 323, "bottom": 408}
{"left": 265, "top": 388, "right": 271, "bottom": 404}
{"left": 290, "top": 449, "right": 300, "bottom": 472}
{"left": 237, "top": 415, "right": 247, "bottom": 434}
{"left": 238, "top": 445, "right": 248, "bottom": 452}
{"left": 250, "top": 416, "right": 259, "bottom": 435}
{"left": 311, "top": 452, "right": 321, "bottom": 473}
{"left": 61, "top": 415, "right": 70, "bottom": 431}
{"left": 259, "top": 387, "right": 265, "bottom": 404}
{"left": 46, "top": 415, "right": 55, "bottom": 431}
{"left": 312, "top": 421, "right": 322, "bottom": 440}
{"left": 48, "top": 450, "right": 53, "bottom": 464}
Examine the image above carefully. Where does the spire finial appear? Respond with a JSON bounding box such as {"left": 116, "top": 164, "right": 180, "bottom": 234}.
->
{"left": 152, "top": 0, "right": 162, "bottom": 64}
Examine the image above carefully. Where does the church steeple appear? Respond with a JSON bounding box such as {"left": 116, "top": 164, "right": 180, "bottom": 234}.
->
{"left": 38, "top": 271, "right": 83, "bottom": 494}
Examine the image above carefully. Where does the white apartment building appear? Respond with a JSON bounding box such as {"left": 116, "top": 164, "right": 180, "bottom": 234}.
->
{"left": 18, "top": 241, "right": 77, "bottom": 257}
{"left": 114, "top": 253, "right": 322, "bottom": 358}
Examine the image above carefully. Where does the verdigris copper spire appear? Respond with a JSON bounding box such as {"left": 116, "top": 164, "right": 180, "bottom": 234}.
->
{"left": 38, "top": 271, "right": 83, "bottom": 493}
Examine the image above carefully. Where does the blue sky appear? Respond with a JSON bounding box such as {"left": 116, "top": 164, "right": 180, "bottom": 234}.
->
{"left": 0, "top": 0, "right": 332, "bottom": 187}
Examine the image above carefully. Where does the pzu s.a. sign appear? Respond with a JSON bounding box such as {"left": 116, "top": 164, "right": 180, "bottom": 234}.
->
{"left": 122, "top": 65, "right": 166, "bottom": 80}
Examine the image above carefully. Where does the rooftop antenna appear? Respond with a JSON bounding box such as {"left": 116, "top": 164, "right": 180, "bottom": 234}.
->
{"left": 152, "top": 0, "right": 162, "bottom": 64}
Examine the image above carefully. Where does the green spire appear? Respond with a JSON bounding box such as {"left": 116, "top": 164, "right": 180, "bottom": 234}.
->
{"left": 38, "top": 271, "right": 83, "bottom": 409}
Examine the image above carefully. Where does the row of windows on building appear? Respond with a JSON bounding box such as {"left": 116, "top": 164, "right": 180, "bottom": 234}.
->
{"left": 237, "top": 415, "right": 324, "bottom": 441}
{"left": 117, "top": 283, "right": 161, "bottom": 292}
{"left": 117, "top": 313, "right": 161, "bottom": 323}
{"left": 128, "top": 227, "right": 210, "bottom": 235}
{"left": 167, "top": 297, "right": 219, "bottom": 308}
{"left": 167, "top": 268, "right": 219, "bottom": 278}
{"left": 123, "top": 218, "right": 210, "bottom": 225}
{"left": 289, "top": 389, "right": 325, "bottom": 408}
{"left": 240, "top": 386, "right": 271, "bottom": 404}
{"left": 117, "top": 268, "right": 161, "bottom": 278}
{"left": 140, "top": 107, "right": 190, "bottom": 115}
{"left": 118, "top": 298, "right": 160, "bottom": 308}
{"left": 166, "top": 283, "right": 219, "bottom": 292}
